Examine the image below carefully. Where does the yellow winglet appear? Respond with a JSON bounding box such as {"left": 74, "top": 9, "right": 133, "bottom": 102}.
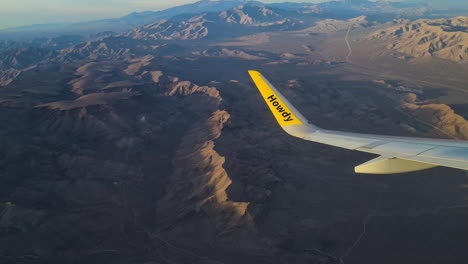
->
{"left": 248, "top": 70, "right": 304, "bottom": 127}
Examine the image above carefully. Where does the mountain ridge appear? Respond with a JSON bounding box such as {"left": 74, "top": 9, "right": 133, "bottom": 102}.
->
{"left": 123, "top": 4, "right": 304, "bottom": 41}
{"left": 0, "top": 0, "right": 431, "bottom": 40}
{"left": 0, "top": 0, "right": 264, "bottom": 40}
{"left": 370, "top": 16, "right": 468, "bottom": 62}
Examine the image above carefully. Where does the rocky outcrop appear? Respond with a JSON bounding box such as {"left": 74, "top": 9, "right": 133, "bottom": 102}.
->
{"left": 164, "top": 80, "right": 221, "bottom": 98}
{"left": 157, "top": 110, "right": 256, "bottom": 247}
{"left": 402, "top": 101, "right": 468, "bottom": 139}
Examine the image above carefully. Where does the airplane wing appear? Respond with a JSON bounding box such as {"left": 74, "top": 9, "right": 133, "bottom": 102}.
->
{"left": 248, "top": 70, "right": 468, "bottom": 174}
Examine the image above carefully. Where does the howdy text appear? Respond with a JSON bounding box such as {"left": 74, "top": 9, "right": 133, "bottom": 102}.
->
{"left": 267, "top": 95, "right": 294, "bottom": 122}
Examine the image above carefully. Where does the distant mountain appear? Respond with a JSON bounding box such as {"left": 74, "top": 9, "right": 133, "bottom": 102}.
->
{"left": 0, "top": 0, "right": 263, "bottom": 40}
{"left": 370, "top": 16, "right": 468, "bottom": 62}
{"left": 305, "top": 16, "right": 368, "bottom": 33}
{"left": 0, "top": 3, "right": 304, "bottom": 87}
{"left": 0, "top": 0, "right": 432, "bottom": 40}
{"left": 0, "top": 40, "right": 17, "bottom": 53}
{"left": 124, "top": 4, "right": 304, "bottom": 41}
{"left": 269, "top": 1, "right": 430, "bottom": 19}
{"left": 0, "top": 35, "right": 85, "bottom": 51}
{"left": 59, "top": 37, "right": 185, "bottom": 61}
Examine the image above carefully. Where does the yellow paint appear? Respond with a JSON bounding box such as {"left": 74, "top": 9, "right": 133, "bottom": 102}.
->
{"left": 248, "top": 71, "right": 303, "bottom": 127}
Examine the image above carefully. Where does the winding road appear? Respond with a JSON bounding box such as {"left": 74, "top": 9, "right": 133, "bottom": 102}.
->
{"left": 345, "top": 25, "right": 353, "bottom": 63}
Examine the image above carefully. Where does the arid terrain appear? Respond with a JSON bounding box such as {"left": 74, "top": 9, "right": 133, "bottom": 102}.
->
{"left": 1, "top": 1, "right": 468, "bottom": 264}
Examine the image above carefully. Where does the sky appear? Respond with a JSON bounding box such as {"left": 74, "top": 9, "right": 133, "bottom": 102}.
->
{"left": 1, "top": 0, "right": 467, "bottom": 30}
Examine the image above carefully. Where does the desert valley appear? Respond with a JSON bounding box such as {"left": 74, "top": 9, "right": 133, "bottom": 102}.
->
{"left": 1, "top": 1, "right": 468, "bottom": 263}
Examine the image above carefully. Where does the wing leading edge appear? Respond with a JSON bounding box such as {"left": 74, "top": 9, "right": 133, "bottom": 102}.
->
{"left": 248, "top": 70, "right": 468, "bottom": 174}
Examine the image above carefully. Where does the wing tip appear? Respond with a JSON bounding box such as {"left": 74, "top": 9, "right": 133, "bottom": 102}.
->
{"left": 248, "top": 70, "right": 261, "bottom": 77}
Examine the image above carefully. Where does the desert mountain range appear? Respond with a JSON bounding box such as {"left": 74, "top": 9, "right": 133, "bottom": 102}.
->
{"left": 124, "top": 4, "right": 303, "bottom": 41}
{"left": 1, "top": 1, "right": 468, "bottom": 264}
{"left": 371, "top": 16, "right": 468, "bottom": 62}
{"left": 0, "top": 0, "right": 430, "bottom": 39}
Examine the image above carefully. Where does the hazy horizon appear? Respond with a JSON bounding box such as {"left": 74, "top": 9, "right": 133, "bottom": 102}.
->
{"left": 1, "top": 0, "right": 467, "bottom": 30}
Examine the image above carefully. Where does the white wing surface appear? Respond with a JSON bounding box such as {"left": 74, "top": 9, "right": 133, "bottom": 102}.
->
{"left": 248, "top": 70, "right": 468, "bottom": 174}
